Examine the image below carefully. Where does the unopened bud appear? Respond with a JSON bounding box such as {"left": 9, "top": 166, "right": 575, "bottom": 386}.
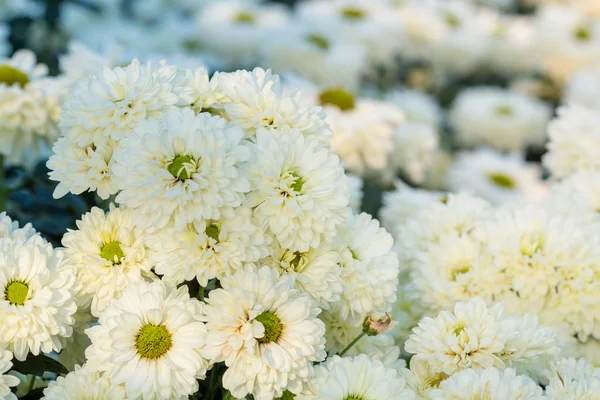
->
{"left": 362, "top": 312, "right": 394, "bottom": 336}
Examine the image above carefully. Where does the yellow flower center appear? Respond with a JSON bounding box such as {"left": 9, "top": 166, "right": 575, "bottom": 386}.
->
{"left": 488, "top": 172, "right": 516, "bottom": 189}
{"left": 306, "top": 34, "right": 330, "bottom": 50}
{"left": 235, "top": 11, "right": 255, "bottom": 24}
{"left": 453, "top": 323, "right": 465, "bottom": 336}
{"left": 5, "top": 281, "right": 29, "bottom": 305}
{"left": 445, "top": 13, "right": 460, "bottom": 28}
{"left": 135, "top": 324, "right": 173, "bottom": 359}
{"left": 0, "top": 65, "right": 29, "bottom": 87}
{"left": 168, "top": 155, "right": 195, "bottom": 181}
{"left": 424, "top": 373, "right": 448, "bottom": 388}
{"left": 319, "top": 88, "right": 356, "bottom": 111}
{"left": 256, "top": 311, "right": 283, "bottom": 344}
{"left": 451, "top": 265, "right": 471, "bottom": 281}
{"left": 574, "top": 25, "right": 592, "bottom": 42}
{"left": 496, "top": 105, "right": 513, "bottom": 116}
{"left": 100, "top": 241, "right": 124, "bottom": 264}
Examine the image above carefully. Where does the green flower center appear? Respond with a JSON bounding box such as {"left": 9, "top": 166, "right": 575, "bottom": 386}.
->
{"left": 205, "top": 223, "right": 220, "bottom": 242}
{"left": 319, "top": 88, "right": 356, "bottom": 111}
{"left": 453, "top": 323, "right": 465, "bottom": 336}
{"left": 168, "top": 155, "right": 195, "bottom": 181}
{"left": 488, "top": 172, "right": 516, "bottom": 189}
{"left": 344, "top": 396, "right": 366, "bottom": 400}
{"left": 350, "top": 249, "right": 359, "bottom": 260}
{"left": 445, "top": 13, "right": 460, "bottom": 28}
{"left": 306, "top": 34, "right": 330, "bottom": 50}
{"left": 496, "top": 105, "right": 513, "bottom": 116}
{"left": 135, "top": 324, "right": 173, "bottom": 359}
{"left": 341, "top": 7, "right": 365, "bottom": 20}
{"left": 0, "top": 65, "right": 29, "bottom": 87}
{"left": 256, "top": 311, "right": 283, "bottom": 344}
{"left": 100, "top": 241, "right": 124, "bottom": 264}
{"left": 451, "top": 265, "right": 471, "bottom": 281}
{"left": 5, "top": 281, "right": 29, "bottom": 305}
{"left": 235, "top": 11, "right": 255, "bottom": 24}
{"left": 574, "top": 25, "right": 592, "bottom": 42}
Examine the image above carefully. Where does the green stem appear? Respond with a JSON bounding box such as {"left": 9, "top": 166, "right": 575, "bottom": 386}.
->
{"left": 27, "top": 375, "right": 36, "bottom": 394}
{"left": 197, "top": 285, "right": 205, "bottom": 301}
{"left": 338, "top": 332, "right": 366, "bottom": 357}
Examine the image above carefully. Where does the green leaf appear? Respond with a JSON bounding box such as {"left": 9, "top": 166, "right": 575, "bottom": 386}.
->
{"left": 17, "top": 388, "right": 45, "bottom": 400}
{"left": 11, "top": 354, "right": 68, "bottom": 376}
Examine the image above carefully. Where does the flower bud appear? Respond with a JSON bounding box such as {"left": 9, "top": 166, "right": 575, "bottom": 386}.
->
{"left": 362, "top": 312, "right": 394, "bottom": 336}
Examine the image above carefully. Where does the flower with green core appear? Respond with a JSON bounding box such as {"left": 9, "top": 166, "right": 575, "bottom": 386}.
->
{"left": 100, "top": 241, "right": 124, "bottom": 264}
{"left": 255, "top": 311, "right": 283, "bottom": 344}
{"left": 168, "top": 155, "right": 196, "bottom": 181}
{"left": 135, "top": 324, "right": 173, "bottom": 359}
{"left": 0, "top": 65, "right": 29, "bottom": 87}
{"left": 306, "top": 34, "right": 329, "bottom": 50}
{"left": 319, "top": 88, "right": 355, "bottom": 111}
{"left": 5, "top": 280, "right": 29, "bottom": 305}
{"left": 488, "top": 172, "right": 516, "bottom": 189}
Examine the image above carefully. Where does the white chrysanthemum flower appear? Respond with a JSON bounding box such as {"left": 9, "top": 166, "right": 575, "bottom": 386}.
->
{"left": 61, "top": 205, "right": 156, "bottom": 317}
{"left": 196, "top": 1, "right": 289, "bottom": 68}
{"left": 430, "top": 367, "right": 544, "bottom": 399}
{"left": 0, "top": 234, "right": 77, "bottom": 361}
{"left": 216, "top": 68, "right": 331, "bottom": 142}
{"left": 380, "top": 181, "right": 444, "bottom": 236}
{"left": 390, "top": 121, "right": 439, "bottom": 184}
{"left": 58, "top": 41, "right": 123, "bottom": 82}
{"left": 263, "top": 241, "right": 342, "bottom": 310}
{"left": 384, "top": 89, "right": 441, "bottom": 127}
{"left": 202, "top": 264, "right": 326, "bottom": 400}
{"left": 298, "top": 354, "right": 416, "bottom": 400}
{"left": 0, "top": 212, "right": 37, "bottom": 242}
{"left": 262, "top": 23, "right": 368, "bottom": 90}
{"left": 41, "top": 365, "right": 126, "bottom": 399}
{"left": 85, "top": 281, "right": 207, "bottom": 400}
{"left": 333, "top": 212, "right": 399, "bottom": 322}
{"left": 113, "top": 107, "right": 250, "bottom": 229}
{"left": 536, "top": 4, "right": 600, "bottom": 82}
{"left": 0, "top": 49, "right": 63, "bottom": 166}
{"left": 0, "top": 349, "right": 18, "bottom": 400}
{"left": 475, "top": 205, "right": 600, "bottom": 339}
{"left": 403, "top": 358, "right": 449, "bottom": 399}
{"left": 246, "top": 127, "right": 348, "bottom": 252}
{"left": 184, "top": 66, "right": 225, "bottom": 114}
{"left": 148, "top": 206, "right": 269, "bottom": 287}
{"left": 543, "top": 104, "right": 600, "bottom": 179}
{"left": 346, "top": 173, "right": 363, "bottom": 213}
{"left": 544, "top": 358, "right": 600, "bottom": 399}
{"left": 47, "top": 137, "right": 117, "bottom": 200}
{"left": 564, "top": 66, "right": 600, "bottom": 109}
{"left": 486, "top": 16, "right": 539, "bottom": 75}
{"left": 549, "top": 170, "right": 600, "bottom": 223}
{"left": 449, "top": 87, "right": 552, "bottom": 152}
{"left": 60, "top": 59, "right": 192, "bottom": 146}
{"left": 447, "top": 148, "right": 548, "bottom": 206}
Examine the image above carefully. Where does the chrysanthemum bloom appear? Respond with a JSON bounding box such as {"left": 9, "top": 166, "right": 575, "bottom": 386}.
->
{"left": 298, "top": 354, "right": 416, "bottom": 400}
{"left": 0, "top": 234, "right": 77, "bottom": 360}
{"left": 202, "top": 265, "right": 326, "bottom": 400}
{"left": 0, "top": 349, "right": 18, "bottom": 400}
{"left": 544, "top": 358, "right": 600, "bottom": 399}
{"left": 42, "top": 365, "right": 126, "bottom": 399}
{"left": 61, "top": 205, "right": 156, "bottom": 317}
{"left": 215, "top": 68, "right": 331, "bottom": 143}
{"left": 113, "top": 107, "right": 250, "bottom": 229}
{"left": 263, "top": 240, "right": 342, "bottom": 309}
{"left": 405, "top": 298, "right": 557, "bottom": 376}
{"left": 85, "top": 281, "right": 207, "bottom": 399}
{"left": 430, "top": 367, "right": 543, "bottom": 399}
{"left": 47, "top": 137, "right": 117, "bottom": 200}
{"left": 332, "top": 212, "right": 399, "bottom": 322}
{"left": 148, "top": 206, "right": 269, "bottom": 287}
{"left": 0, "top": 49, "right": 63, "bottom": 166}
{"left": 60, "top": 59, "right": 192, "bottom": 146}
{"left": 245, "top": 127, "right": 348, "bottom": 252}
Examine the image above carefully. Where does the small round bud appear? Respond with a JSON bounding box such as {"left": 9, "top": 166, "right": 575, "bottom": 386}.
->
{"left": 362, "top": 312, "right": 394, "bottom": 336}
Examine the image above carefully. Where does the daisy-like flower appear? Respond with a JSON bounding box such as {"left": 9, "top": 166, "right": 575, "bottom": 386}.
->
{"left": 113, "top": 107, "right": 250, "bottom": 229}
{"left": 298, "top": 354, "right": 416, "bottom": 400}
{"left": 148, "top": 206, "right": 269, "bottom": 287}
{"left": 215, "top": 68, "right": 331, "bottom": 142}
{"left": 60, "top": 58, "right": 192, "bottom": 146}
{"left": 245, "top": 127, "right": 348, "bottom": 252}
{"left": 41, "top": 365, "right": 126, "bottom": 399}
{"left": 544, "top": 358, "right": 600, "bottom": 399}
{"left": 332, "top": 212, "right": 399, "bottom": 323}
{"left": 0, "top": 212, "right": 37, "bottom": 241}
{"left": 0, "top": 349, "right": 18, "bottom": 400}
{"left": 449, "top": 87, "right": 552, "bottom": 152}
{"left": 61, "top": 204, "right": 156, "bottom": 317}
{"left": 446, "top": 148, "right": 548, "bottom": 206}
{"left": 47, "top": 137, "right": 117, "bottom": 200}
{"left": 390, "top": 121, "right": 439, "bottom": 184}
{"left": 405, "top": 298, "right": 557, "bottom": 375}
{"left": 430, "top": 367, "right": 544, "bottom": 399}
{"left": 85, "top": 281, "right": 207, "bottom": 399}
{"left": 0, "top": 49, "right": 63, "bottom": 166}
{"left": 543, "top": 104, "right": 600, "bottom": 179}
{"left": 202, "top": 264, "right": 326, "bottom": 400}
{"left": 0, "top": 234, "right": 77, "bottom": 361}
{"left": 263, "top": 240, "right": 342, "bottom": 309}
{"left": 403, "top": 358, "right": 450, "bottom": 399}
{"left": 184, "top": 66, "right": 225, "bottom": 114}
